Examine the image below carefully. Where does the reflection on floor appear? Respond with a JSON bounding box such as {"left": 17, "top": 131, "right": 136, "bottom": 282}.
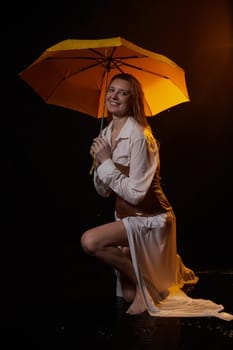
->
{"left": 8, "top": 269, "right": 233, "bottom": 349}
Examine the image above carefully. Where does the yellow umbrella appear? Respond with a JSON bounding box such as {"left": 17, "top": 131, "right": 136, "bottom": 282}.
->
{"left": 19, "top": 36, "right": 190, "bottom": 120}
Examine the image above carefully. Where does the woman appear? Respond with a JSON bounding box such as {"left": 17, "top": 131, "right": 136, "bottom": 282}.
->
{"left": 80, "top": 73, "right": 232, "bottom": 320}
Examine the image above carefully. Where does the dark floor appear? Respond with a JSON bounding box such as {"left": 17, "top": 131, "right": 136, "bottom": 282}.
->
{"left": 4, "top": 268, "right": 233, "bottom": 349}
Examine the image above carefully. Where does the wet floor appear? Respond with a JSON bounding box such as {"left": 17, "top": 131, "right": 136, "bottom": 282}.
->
{"left": 5, "top": 269, "right": 233, "bottom": 349}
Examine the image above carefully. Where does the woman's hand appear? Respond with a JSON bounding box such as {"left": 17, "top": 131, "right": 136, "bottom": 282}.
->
{"left": 90, "top": 137, "right": 111, "bottom": 167}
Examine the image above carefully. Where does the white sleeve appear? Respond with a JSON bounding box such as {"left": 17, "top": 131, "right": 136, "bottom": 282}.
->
{"left": 93, "top": 168, "right": 113, "bottom": 198}
{"left": 96, "top": 138, "right": 159, "bottom": 205}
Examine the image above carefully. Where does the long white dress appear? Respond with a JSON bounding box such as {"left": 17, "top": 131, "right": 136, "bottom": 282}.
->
{"left": 93, "top": 117, "right": 233, "bottom": 321}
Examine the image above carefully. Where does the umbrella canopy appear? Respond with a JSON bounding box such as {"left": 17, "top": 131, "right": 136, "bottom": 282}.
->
{"left": 19, "top": 36, "right": 190, "bottom": 118}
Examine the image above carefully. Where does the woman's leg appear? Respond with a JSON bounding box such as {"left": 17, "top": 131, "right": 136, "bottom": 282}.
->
{"left": 118, "top": 246, "right": 136, "bottom": 303}
{"left": 80, "top": 221, "right": 146, "bottom": 314}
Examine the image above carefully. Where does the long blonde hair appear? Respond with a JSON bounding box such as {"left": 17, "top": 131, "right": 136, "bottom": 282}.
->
{"left": 107, "top": 73, "right": 156, "bottom": 151}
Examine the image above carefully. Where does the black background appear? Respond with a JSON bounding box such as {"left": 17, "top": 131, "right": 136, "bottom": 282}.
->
{"left": 3, "top": 1, "right": 233, "bottom": 308}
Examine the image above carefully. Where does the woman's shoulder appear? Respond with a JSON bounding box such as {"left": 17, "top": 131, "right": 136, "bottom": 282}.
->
{"left": 129, "top": 118, "right": 153, "bottom": 142}
{"left": 128, "top": 117, "right": 145, "bottom": 136}
{"left": 130, "top": 119, "right": 157, "bottom": 151}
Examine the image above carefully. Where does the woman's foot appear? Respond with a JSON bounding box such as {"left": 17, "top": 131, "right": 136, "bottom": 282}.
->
{"left": 126, "top": 287, "right": 146, "bottom": 315}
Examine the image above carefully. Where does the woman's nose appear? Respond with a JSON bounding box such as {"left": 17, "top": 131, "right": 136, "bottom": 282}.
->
{"left": 111, "top": 91, "right": 119, "bottom": 99}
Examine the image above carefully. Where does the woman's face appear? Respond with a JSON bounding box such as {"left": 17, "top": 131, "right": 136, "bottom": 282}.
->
{"left": 105, "top": 78, "right": 132, "bottom": 117}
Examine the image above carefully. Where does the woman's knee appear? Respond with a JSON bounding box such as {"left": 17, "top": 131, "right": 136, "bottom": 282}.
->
{"left": 80, "top": 230, "right": 98, "bottom": 255}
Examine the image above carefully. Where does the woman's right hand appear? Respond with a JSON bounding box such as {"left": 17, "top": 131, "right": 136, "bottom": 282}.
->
{"left": 90, "top": 137, "right": 111, "bottom": 166}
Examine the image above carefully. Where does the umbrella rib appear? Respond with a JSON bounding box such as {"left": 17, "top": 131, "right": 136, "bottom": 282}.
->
{"left": 46, "top": 54, "right": 168, "bottom": 78}
{"left": 115, "top": 59, "right": 169, "bottom": 79}
{"left": 88, "top": 47, "right": 119, "bottom": 71}
{"left": 62, "top": 61, "right": 105, "bottom": 79}
{"left": 89, "top": 47, "right": 117, "bottom": 58}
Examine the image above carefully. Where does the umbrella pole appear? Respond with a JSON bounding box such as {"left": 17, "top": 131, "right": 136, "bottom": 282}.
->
{"left": 90, "top": 69, "right": 109, "bottom": 175}
{"left": 100, "top": 115, "right": 104, "bottom": 134}
{"left": 99, "top": 67, "right": 109, "bottom": 134}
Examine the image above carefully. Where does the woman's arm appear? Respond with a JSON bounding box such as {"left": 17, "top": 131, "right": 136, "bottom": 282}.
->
{"left": 96, "top": 137, "right": 159, "bottom": 205}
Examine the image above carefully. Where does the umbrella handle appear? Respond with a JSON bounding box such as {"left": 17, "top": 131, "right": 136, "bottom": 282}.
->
{"left": 89, "top": 154, "right": 96, "bottom": 175}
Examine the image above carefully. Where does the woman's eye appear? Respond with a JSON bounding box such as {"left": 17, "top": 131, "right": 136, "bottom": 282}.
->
{"left": 107, "top": 88, "right": 130, "bottom": 96}
{"left": 120, "top": 91, "right": 129, "bottom": 96}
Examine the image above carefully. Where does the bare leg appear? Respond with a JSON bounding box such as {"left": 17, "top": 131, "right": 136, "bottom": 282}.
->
{"left": 119, "top": 247, "right": 145, "bottom": 314}
{"left": 81, "top": 221, "right": 146, "bottom": 314}
{"left": 118, "top": 247, "right": 136, "bottom": 303}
